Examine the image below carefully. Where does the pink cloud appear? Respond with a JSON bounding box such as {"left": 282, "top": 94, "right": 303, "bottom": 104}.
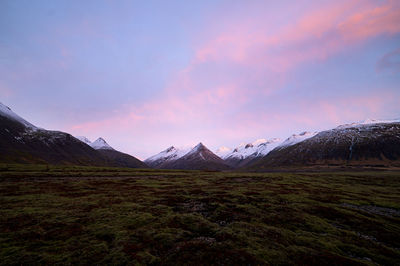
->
{"left": 67, "top": 0, "right": 400, "bottom": 158}
{"left": 338, "top": 3, "right": 400, "bottom": 42}
{"left": 190, "top": 0, "right": 400, "bottom": 74}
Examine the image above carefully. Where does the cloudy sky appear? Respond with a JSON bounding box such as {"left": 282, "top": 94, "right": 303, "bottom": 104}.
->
{"left": 1, "top": 0, "right": 400, "bottom": 159}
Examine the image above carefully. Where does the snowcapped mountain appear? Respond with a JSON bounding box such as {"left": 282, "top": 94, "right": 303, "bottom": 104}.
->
{"left": 0, "top": 103, "right": 108, "bottom": 165}
{"left": 3, "top": 101, "right": 399, "bottom": 170}
{"left": 144, "top": 146, "right": 191, "bottom": 168}
{"left": 276, "top": 131, "right": 318, "bottom": 149}
{"left": 75, "top": 136, "right": 115, "bottom": 150}
{"left": 335, "top": 119, "right": 400, "bottom": 129}
{"left": 75, "top": 136, "right": 92, "bottom": 145}
{"left": 165, "top": 143, "right": 231, "bottom": 170}
{"left": 250, "top": 120, "right": 400, "bottom": 170}
{"left": 90, "top": 137, "right": 114, "bottom": 150}
{"left": 222, "top": 138, "right": 281, "bottom": 168}
{"left": 0, "top": 102, "right": 146, "bottom": 168}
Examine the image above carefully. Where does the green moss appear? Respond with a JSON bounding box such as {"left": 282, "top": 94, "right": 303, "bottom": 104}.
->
{"left": 0, "top": 168, "right": 399, "bottom": 264}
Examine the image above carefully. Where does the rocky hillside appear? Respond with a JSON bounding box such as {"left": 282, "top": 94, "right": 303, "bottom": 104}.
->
{"left": 250, "top": 121, "right": 400, "bottom": 170}
{"left": 0, "top": 103, "right": 146, "bottom": 168}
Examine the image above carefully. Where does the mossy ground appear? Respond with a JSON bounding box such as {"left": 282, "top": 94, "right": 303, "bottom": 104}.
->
{"left": 0, "top": 164, "right": 399, "bottom": 265}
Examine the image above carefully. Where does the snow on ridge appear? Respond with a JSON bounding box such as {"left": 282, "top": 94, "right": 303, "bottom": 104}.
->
{"left": 277, "top": 131, "right": 318, "bottom": 148}
{"left": 145, "top": 146, "right": 176, "bottom": 163}
{"left": 0, "top": 102, "right": 37, "bottom": 130}
{"left": 75, "top": 136, "right": 92, "bottom": 145}
{"left": 146, "top": 143, "right": 211, "bottom": 163}
{"left": 90, "top": 137, "right": 114, "bottom": 150}
{"left": 186, "top": 142, "right": 206, "bottom": 156}
{"left": 336, "top": 119, "right": 400, "bottom": 129}
{"left": 224, "top": 138, "right": 282, "bottom": 160}
{"left": 145, "top": 145, "right": 191, "bottom": 163}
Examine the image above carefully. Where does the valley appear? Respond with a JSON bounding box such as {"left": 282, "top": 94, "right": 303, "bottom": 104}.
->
{"left": 1, "top": 165, "right": 399, "bottom": 265}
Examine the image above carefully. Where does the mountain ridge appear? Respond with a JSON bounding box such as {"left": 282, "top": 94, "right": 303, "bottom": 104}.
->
{"left": 164, "top": 142, "right": 231, "bottom": 170}
{"left": 249, "top": 121, "right": 400, "bottom": 170}
{"left": 2, "top": 102, "right": 400, "bottom": 170}
{"left": 0, "top": 103, "right": 147, "bottom": 168}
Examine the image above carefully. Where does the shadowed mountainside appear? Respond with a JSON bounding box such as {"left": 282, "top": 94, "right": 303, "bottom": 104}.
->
{"left": 249, "top": 122, "right": 400, "bottom": 170}
{"left": 97, "top": 149, "right": 148, "bottom": 168}
{"left": 0, "top": 103, "right": 147, "bottom": 168}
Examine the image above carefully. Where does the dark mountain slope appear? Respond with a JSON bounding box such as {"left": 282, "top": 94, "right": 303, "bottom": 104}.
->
{"left": 0, "top": 114, "right": 108, "bottom": 165}
{"left": 250, "top": 122, "right": 400, "bottom": 170}
{"left": 0, "top": 103, "right": 147, "bottom": 168}
{"left": 96, "top": 149, "right": 148, "bottom": 168}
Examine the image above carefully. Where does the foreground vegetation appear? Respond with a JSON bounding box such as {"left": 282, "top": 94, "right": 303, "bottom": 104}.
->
{"left": 1, "top": 164, "right": 400, "bottom": 265}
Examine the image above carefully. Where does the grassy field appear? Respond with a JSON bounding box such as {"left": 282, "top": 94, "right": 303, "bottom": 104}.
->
{"left": 1, "top": 164, "right": 400, "bottom": 265}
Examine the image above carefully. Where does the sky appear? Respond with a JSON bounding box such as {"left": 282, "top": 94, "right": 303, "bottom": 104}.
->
{"left": 1, "top": 0, "right": 400, "bottom": 159}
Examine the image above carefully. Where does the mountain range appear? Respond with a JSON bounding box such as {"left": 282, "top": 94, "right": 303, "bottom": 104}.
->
{"left": 251, "top": 120, "right": 400, "bottom": 170}
{"left": 220, "top": 138, "right": 282, "bottom": 168}
{"left": 1, "top": 102, "right": 400, "bottom": 170}
{"left": 0, "top": 103, "right": 147, "bottom": 168}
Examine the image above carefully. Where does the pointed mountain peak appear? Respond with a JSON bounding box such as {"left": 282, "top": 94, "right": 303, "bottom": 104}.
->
{"left": 185, "top": 142, "right": 217, "bottom": 159}
{"left": 144, "top": 145, "right": 191, "bottom": 166}
{"left": 190, "top": 142, "right": 208, "bottom": 153}
{"left": 90, "top": 137, "right": 114, "bottom": 150}
{"left": 166, "top": 141, "right": 231, "bottom": 170}
{"left": 195, "top": 142, "right": 205, "bottom": 148}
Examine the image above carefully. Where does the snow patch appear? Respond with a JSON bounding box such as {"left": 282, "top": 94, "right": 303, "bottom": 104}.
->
{"left": 277, "top": 131, "right": 318, "bottom": 148}
{"left": 145, "top": 146, "right": 191, "bottom": 163}
{"left": 75, "top": 136, "right": 92, "bottom": 145}
{"left": 90, "top": 137, "right": 114, "bottom": 150}
{"left": 224, "top": 138, "right": 282, "bottom": 160}
{"left": 199, "top": 152, "right": 205, "bottom": 160}
{"left": 336, "top": 119, "right": 400, "bottom": 129}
